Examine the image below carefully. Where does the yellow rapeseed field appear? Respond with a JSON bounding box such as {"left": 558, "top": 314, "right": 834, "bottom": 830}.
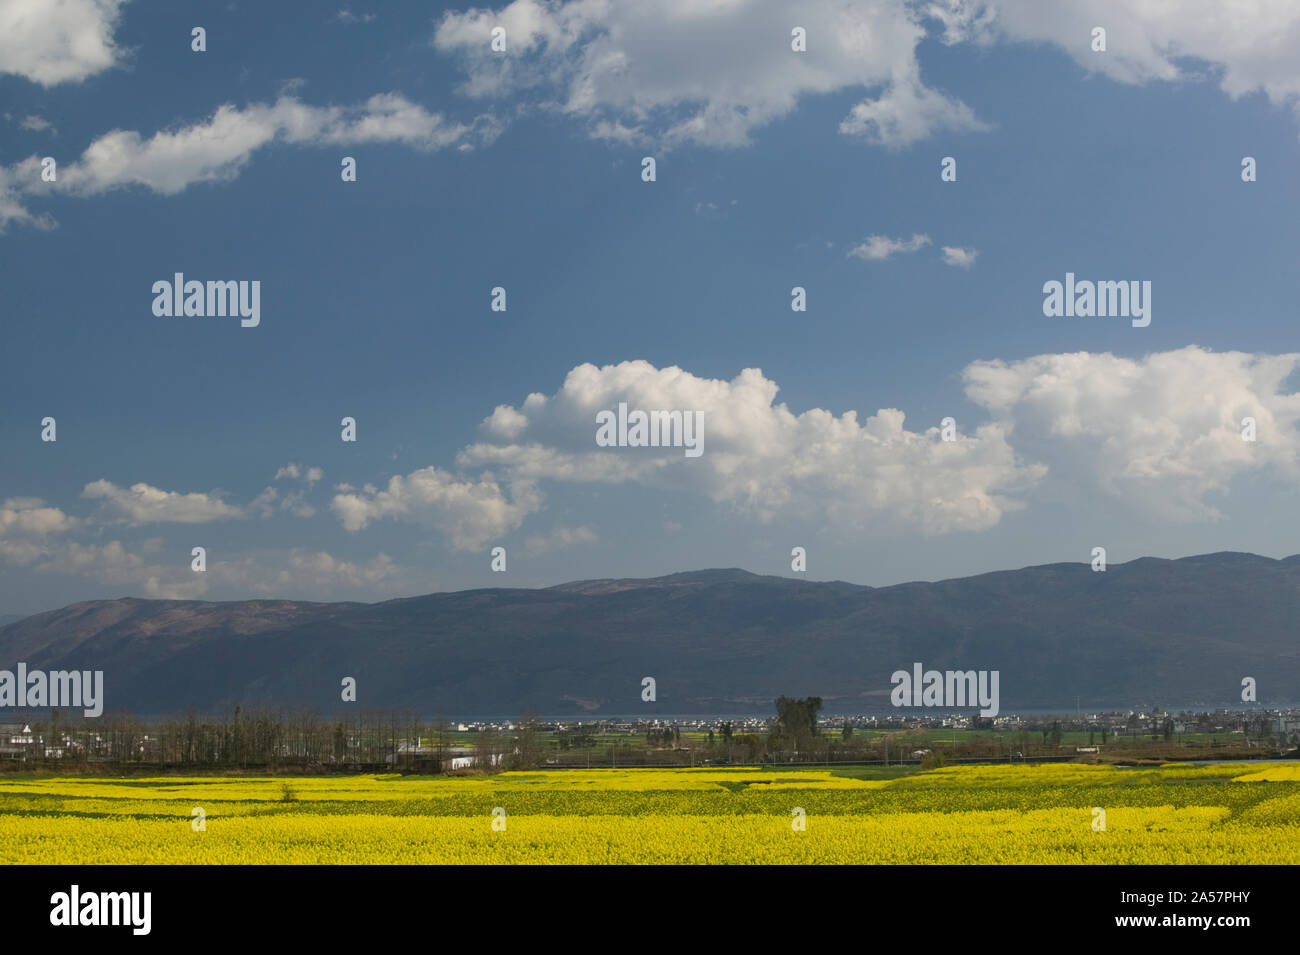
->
{"left": 0, "top": 763, "right": 1295, "bottom": 864}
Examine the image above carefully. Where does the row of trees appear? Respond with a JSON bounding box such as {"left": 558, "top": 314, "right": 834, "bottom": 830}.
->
{"left": 16, "top": 708, "right": 466, "bottom": 771}
{"left": 6, "top": 702, "right": 1288, "bottom": 774}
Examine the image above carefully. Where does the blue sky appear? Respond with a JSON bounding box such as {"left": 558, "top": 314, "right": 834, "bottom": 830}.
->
{"left": 2, "top": 0, "right": 1299, "bottom": 614}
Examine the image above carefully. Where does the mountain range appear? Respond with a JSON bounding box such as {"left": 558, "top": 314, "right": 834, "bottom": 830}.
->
{"left": 1, "top": 552, "right": 1297, "bottom": 716}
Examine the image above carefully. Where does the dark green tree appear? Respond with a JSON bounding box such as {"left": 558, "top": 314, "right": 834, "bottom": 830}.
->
{"left": 775, "top": 696, "right": 823, "bottom": 742}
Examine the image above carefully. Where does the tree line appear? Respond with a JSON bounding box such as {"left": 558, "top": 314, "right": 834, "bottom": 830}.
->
{"left": 1, "top": 699, "right": 1286, "bottom": 774}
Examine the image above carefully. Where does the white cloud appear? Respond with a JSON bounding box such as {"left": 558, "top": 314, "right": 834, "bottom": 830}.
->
{"left": 0, "top": 162, "right": 56, "bottom": 231}
{"left": 0, "top": 486, "right": 401, "bottom": 600}
{"left": 19, "top": 115, "right": 55, "bottom": 133}
{"left": 838, "top": 74, "right": 991, "bottom": 146}
{"left": 459, "top": 360, "right": 1041, "bottom": 535}
{"left": 0, "top": 497, "right": 77, "bottom": 537}
{"left": 61, "top": 95, "right": 486, "bottom": 194}
{"left": 433, "top": 0, "right": 989, "bottom": 149}
{"left": 6, "top": 349, "right": 1298, "bottom": 600}
{"left": 0, "top": 534, "right": 208, "bottom": 599}
{"left": 941, "top": 245, "right": 978, "bottom": 268}
{"left": 82, "top": 480, "right": 244, "bottom": 524}
{"left": 847, "top": 233, "right": 932, "bottom": 261}
{"left": 0, "top": 511, "right": 410, "bottom": 599}
{"left": 455, "top": 351, "right": 1300, "bottom": 536}
{"left": 432, "top": 0, "right": 1300, "bottom": 150}
{"left": 483, "top": 404, "right": 531, "bottom": 440}
{"left": 963, "top": 346, "right": 1300, "bottom": 521}
{"left": 936, "top": 0, "right": 1300, "bottom": 133}
{"left": 252, "top": 487, "right": 317, "bottom": 519}
{"left": 275, "top": 463, "right": 324, "bottom": 484}
{"left": 0, "top": 0, "right": 129, "bottom": 86}
{"left": 265, "top": 465, "right": 324, "bottom": 517}
{"left": 1, "top": 94, "right": 501, "bottom": 231}
{"left": 331, "top": 466, "right": 542, "bottom": 550}
{"left": 0, "top": 503, "right": 195, "bottom": 595}
{"left": 249, "top": 487, "right": 279, "bottom": 518}
{"left": 0, "top": 498, "right": 78, "bottom": 565}
{"left": 276, "top": 550, "right": 396, "bottom": 589}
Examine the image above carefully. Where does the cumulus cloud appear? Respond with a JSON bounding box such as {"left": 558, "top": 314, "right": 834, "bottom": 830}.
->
{"left": 82, "top": 480, "right": 244, "bottom": 524}
{"left": 931, "top": 0, "right": 1300, "bottom": 133}
{"left": 0, "top": 497, "right": 77, "bottom": 537}
{"left": 847, "top": 233, "right": 932, "bottom": 261}
{"left": 433, "top": 0, "right": 989, "bottom": 149}
{"left": 453, "top": 350, "right": 1300, "bottom": 536}
{"left": 258, "top": 466, "right": 323, "bottom": 517}
{"left": 0, "top": 0, "right": 129, "bottom": 86}
{"left": 5, "top": 349, "right": 1298, "bottom": 600}
{"left": 0, "top": 528, "right": 210, "bottom": 600}
{"left": 941, "top": 245, "right": 978, "bottom": 268}
{"left": 458, "top": 360, "right": 1041, "bottom": 535}
{"left": 962, "top": 346, "right": 1300, "bottom": 521}
{"left": 249, "top": 487, "right": 280, "bottom": 519}
{"left": 0, "top": 498, "right": 199, "bottom": 597}
{"left": 434, "top": 0, "right": 1300, "bottom": 149}
{"left": 482, "top": 404, "right": 530, "bottom": 440}
{"left": 332, "top": 466, "right": 542, "bottom": 550}
{"left": 1, "top": 94, "right": 502, "bottom": 230}
{"left": 0, "top": 162, "right": 56, "bottom": 231}
{"left": 275, "top": 463, "right": 324, "bottom": 484}
{"left": 0, "top": 497, "right": 78, "bottom": 565}
{"left": 838, "top": 74, "right": 991, "bottom": 146}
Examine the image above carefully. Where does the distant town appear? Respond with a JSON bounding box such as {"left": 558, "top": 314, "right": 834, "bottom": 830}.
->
{"left": 2, "top": 704, "right": 1297, "bottom": 773}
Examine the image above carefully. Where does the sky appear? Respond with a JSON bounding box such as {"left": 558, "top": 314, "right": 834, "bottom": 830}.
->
{"left": 1, "top": 0, "right": 1299, "bottom": 615}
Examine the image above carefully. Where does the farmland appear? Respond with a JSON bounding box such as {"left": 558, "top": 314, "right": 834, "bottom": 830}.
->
{"left": 0, "top": 763, "right": 1296, "bottom": 864}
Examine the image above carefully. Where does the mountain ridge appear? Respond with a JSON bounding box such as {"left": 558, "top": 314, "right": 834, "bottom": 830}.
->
{"left": 2, "top": 552, "right": 1297, "bottom": 715}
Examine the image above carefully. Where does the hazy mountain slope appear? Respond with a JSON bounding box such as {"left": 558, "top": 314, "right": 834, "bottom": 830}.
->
{"left": 1, "top": 553, "right": 1296, "bottom": 715}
